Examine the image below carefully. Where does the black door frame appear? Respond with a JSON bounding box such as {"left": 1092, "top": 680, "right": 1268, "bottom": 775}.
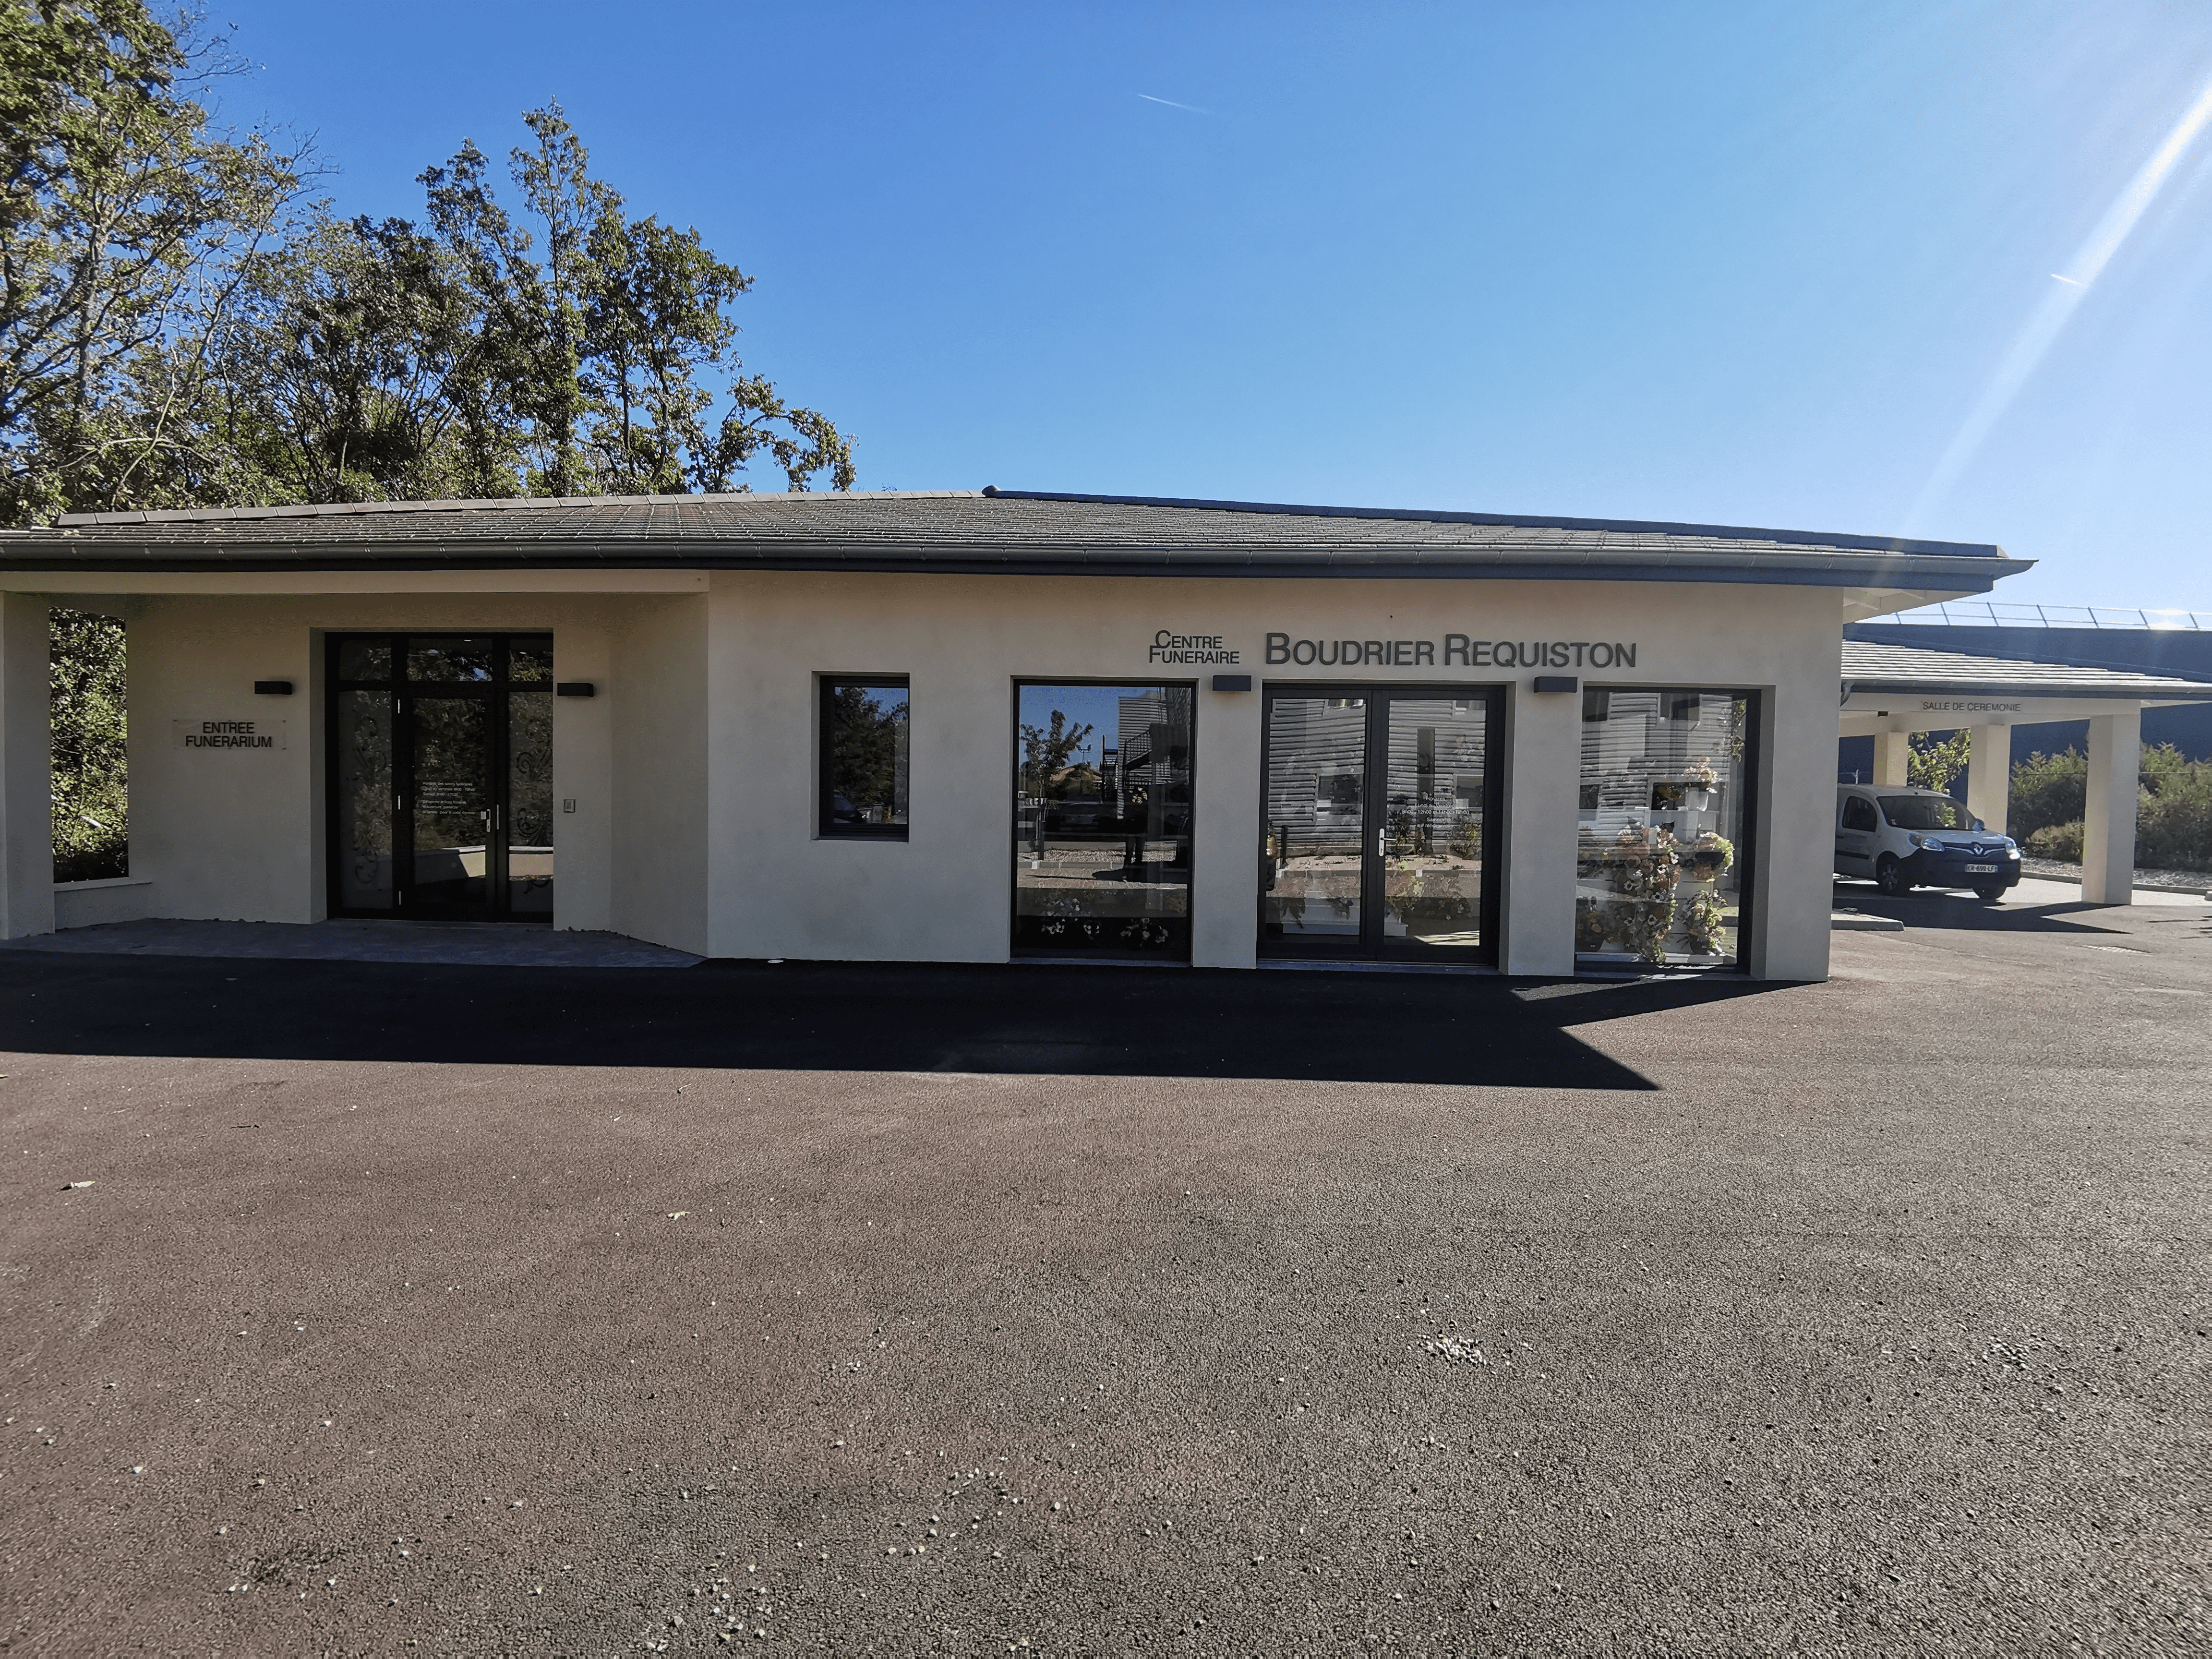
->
{"left": 325, "top": 633, "right": 553, "bottom": 922}
{"left": 1257, "top": 682, "right": 1506, "bottom": 964}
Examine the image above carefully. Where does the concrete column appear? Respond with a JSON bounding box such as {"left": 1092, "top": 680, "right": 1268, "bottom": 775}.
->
{"left": 1750, "top": 670, "right": 1839, "bottom": 983}
{"left": 1191, "top": 680, "right": 1261, "bottom": 969}
{"left": 1871, "top": 729, "right": 1909, "bottom": 787}
{"left": 1967, "top": 724, "right": 2012, "bottom": 835}
{"left": 1499, "top": 682, "right": 1579, "bottom": 975}
{"left": 2082, "top": 706, "right": 2141, "bottom": 906}
{"left": 0, "top": 593, "right": 55, "bottom": 939}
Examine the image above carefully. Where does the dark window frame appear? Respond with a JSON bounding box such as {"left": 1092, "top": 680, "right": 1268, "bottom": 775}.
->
{"left": 818, "top": 676, "right": 912, "bottom": 840}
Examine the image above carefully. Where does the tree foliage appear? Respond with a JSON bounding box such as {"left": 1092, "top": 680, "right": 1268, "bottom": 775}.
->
{"left": 3, "top": 7, "right": 853, "bottom": 522}
{"left": 1906, "top": 728, "right": 1970, "bottom": 797}
{"left": 49, "top": 604, "right": 125, "bottom": 879}
{"left": 1020, "top": 711, "right": 1096, "bottom": 800}
{"left": 0, "top": 0, "right": 309, "bottom": 521}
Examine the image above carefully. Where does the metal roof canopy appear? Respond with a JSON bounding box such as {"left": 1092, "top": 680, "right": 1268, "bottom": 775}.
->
{"left": 1841, "top": 640, "right": 2212, "bottom": 739}
{"left": 1841, "top": 640, "right": 2212, "bottom": 702}
{"left": 0, "top": 486, "right": 2027, "bottom": 590}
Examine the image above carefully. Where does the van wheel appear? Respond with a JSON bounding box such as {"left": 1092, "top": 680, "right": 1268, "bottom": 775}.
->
{"left": 1875, "top": 855, "right": 1911, "bottom": 895}
{"left": 1973, "top": 884, "right": 2006, "bottom": 901}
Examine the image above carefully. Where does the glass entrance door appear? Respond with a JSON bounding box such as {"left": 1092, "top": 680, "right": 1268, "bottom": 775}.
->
{"left": 1260, "top": 685, "right": 1501, "bottom": 962}
{"left": 328, "top": 634, "right": 556, "bottom": 921}
{"left": 409, "top": 695, "right": 494, "bottom": 914}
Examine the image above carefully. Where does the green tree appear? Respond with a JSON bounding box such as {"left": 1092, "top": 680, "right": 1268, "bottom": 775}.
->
{"left": 826, "top": 685, "right": 907, "bottom": 822}
{"left": 1020, "top": 711, "right": 1096, "bottom": 799}
{"left": 49, "top": 604, "right": 125, "bottom": 879}
{"left": 0, "top": 0, "right": 310, "bottom": 523}
{"left": 210, "top": 211, "right": 517, "bottom": 503}
{"left": 419, "top": 104, "right": 854, "bottom": 498}
{"left": 1907, "top": 728, "right": 1970, "bottom": 796}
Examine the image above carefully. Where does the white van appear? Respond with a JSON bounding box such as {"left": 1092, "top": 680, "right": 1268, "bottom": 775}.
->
{"left": 1835, "top": 785, "right": 2021, "bottom": 899}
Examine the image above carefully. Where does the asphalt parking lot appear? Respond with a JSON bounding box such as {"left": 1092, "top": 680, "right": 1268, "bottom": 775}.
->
{"left": 2, "top": 894, "right": 2207, "bottom": 1656}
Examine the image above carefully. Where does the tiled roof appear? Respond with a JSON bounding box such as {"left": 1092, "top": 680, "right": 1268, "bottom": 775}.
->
{"left": 0, "top": 486, "right": 2025, "bottom": 588}
{"left": 1842, "top": 640, "right": 2212, "bottom": 699}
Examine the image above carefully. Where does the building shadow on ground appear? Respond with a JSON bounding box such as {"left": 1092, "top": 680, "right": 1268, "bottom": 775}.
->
{"left": 0, "top": 954, "right": 1806, "bottom": 1088}
{"left": 1833, "top": 882, "right": 2140, "bottom": 934}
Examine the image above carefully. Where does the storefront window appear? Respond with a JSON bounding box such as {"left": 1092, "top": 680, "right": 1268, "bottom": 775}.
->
{"left": 1013, "top": 684, "right": 1193, "bottom": 957}
{"left": 1576, "top": 688, "right": 1754, "bottom": 968}
{"left": 820, "top": 680, "right": 910, "bottom": 836}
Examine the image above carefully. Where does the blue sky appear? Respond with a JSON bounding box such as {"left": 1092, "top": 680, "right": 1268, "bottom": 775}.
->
{"left": 206, "top": 1, "right": 2212, "bottom": 609}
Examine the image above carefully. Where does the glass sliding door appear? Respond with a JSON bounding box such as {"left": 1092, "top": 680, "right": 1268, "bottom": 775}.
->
{"left": 327, "top": 634, "right": 558, "bottom": 922}
{"left": 1260, "top": 685, "right": 1501, "bottom": 962}
{"left": 1575, "top": 688, "right": 1756, "bottom": 969}
{"left": 1012, "top": 683, "right": 1194, "bottom": 959}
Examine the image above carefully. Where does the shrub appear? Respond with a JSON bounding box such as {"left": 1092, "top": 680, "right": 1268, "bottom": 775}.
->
{"left": 2026, "top": 820, "right": 2084, "bottom": 861}
{"left": 2139, "top": 764, "right": 2212, "bottom": 872}
{"left": 2009, "top": 750, "right": 2085, "bottom": 842}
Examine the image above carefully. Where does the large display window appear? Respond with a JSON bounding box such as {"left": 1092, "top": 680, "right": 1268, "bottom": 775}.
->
{"left": 1011, "top": 683, "right": 1194, "bottom": 959}
{"left": 1575, "top": 688, "right": 1757, "bottom": 969}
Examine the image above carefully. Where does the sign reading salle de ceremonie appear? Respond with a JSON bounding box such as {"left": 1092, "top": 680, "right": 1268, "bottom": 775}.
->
{"left": 172, "top": 718, "right": 286, "bottom": 750}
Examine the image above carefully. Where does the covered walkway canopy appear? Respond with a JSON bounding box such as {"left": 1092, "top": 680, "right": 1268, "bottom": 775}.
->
{"left": 1840, "top": 640, "right": 2212, "bottom": 902}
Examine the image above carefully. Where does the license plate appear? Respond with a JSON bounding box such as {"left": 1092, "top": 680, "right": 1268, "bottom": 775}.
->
{"left": 1964, "top": 863, "right": 1997, "bottom": 874}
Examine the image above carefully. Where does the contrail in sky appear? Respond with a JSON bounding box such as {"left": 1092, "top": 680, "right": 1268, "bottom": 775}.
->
{"left": 1906, "top": 64, "right": 2212, "bottom": 532}
{"left": 1137, "top": 93, "right": 1217, "bottom": 115}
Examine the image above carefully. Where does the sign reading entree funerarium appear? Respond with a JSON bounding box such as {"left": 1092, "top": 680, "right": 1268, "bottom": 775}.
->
{"left": 173, "top": 718, "right": 285, "bottom": 751}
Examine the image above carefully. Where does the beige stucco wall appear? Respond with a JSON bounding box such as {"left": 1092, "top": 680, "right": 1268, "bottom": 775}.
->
{"left": 97, "top": 592, "right": 648, "bottom": 932}
{"left": 698, "top": 569, "right": 1847, "bottom": 979}
{"left": 1, "top": 565, "right": 1869, "bottom": 980}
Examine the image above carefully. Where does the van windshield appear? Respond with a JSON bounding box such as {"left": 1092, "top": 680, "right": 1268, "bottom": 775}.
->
{"left": 1880, "top": 795, "right": 1977, "bottom": 831}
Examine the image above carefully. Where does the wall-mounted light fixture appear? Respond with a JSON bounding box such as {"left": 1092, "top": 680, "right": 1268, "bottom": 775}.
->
{"left": 1532, "top": 676, "right": 1578, "bottom": 694}
{"left": 1211, "top": 674, "right": 1252, "bottom": 692}
{"left": 253, "top": 680, "right": 294, "bottom": 696}
{"left": 555, "top": 682, "right": 596, "bottom": 697}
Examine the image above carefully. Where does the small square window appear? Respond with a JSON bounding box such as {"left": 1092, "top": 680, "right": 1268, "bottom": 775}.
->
{"left": 821, "top": 679, "right": 910, "bottom": 837}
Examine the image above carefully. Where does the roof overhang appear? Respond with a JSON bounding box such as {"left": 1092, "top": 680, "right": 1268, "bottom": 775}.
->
{"left": 0, "top": 488, "right": 2029, "bottom": 597}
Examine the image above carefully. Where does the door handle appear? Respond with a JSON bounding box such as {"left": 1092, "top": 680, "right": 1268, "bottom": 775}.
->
{"left": 1376, "top": 826, "right": 1386, "bottom": 856}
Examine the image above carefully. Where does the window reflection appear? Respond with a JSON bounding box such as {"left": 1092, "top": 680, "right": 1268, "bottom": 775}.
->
{"left": 1262, "top": 697, "right": 1366, "bottom": 938}
{"left": 1014, "top": 684, "right": 1192, "bottom": 958}
{"left": 1576, "top": 688, "right": 1752, "bottom": 967}
{"left": 822, "top": 682, "right": 910, "bottom": 834}
{"left": 408, "top": 637, "right": 495, "bottom": 681}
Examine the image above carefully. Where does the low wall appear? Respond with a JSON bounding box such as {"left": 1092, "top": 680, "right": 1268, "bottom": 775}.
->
{"left": 55, "top": 876, "right": 153, "bottom": 929}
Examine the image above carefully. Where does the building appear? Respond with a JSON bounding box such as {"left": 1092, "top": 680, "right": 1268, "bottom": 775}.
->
{"left": 1845, "top": 603, "right": 2212, "bottom": 765}
{"left": 1838, "top": 637, "right": 2212, "bottom": 900}
{"left": 0, "top": 488, "right": 2028, "bottom": 978}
